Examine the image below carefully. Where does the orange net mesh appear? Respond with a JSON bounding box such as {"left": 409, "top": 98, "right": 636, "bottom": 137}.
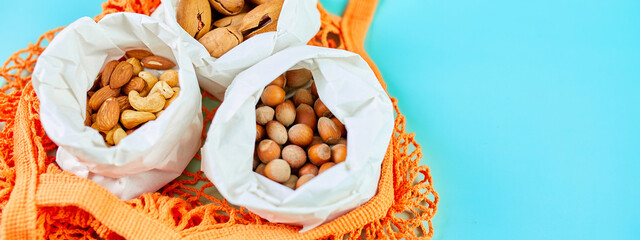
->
{"left": 0, "top": 0, "right": 438, "bottom": 239}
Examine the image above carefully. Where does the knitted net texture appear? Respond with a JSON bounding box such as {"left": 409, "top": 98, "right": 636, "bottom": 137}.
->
{"left": 0, "top": 0, "right": 438, "bottom": 239}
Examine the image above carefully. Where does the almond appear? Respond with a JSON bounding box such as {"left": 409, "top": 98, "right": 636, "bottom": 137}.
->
{"left": 116, "top": 96, "right": 132, "bottom": 112}
{"left": 141, "top": 56, "right": 176, "bottom": 70}
{"left": 101, "top": 60, "right": 119, "bottom": 87}
{"left": 94, "top": 98, "right": 120, "bottom": 132}
{"left": 122, "top": 77, "right": 145, "bottom": 94}
{"left": 88, "top": 86, "right": 120, "bottom": 111}
{"left": 125, "top": 49, "right": 153, "bottom": 59}
{"left": 109, "top": 61, "right": 134, "bottom": 88}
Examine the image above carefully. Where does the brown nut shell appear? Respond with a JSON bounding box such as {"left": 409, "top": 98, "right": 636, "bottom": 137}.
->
{"left": 281, "top": 145, "right": 306, "bottom": 169}
{"left": 292, "top": 88, "right": 314, "bottom": 107}
{"left": 288, "top": 124, "right": 313, "bottom": 147}
{"left": 240, "top": 0, "right": 283, "bottom": 39}
{"left": 210, "top": 0, "right": 245, "bottom": 15}
{"left": 285, "top": 69, "right": 312, "bottom": 88}
{"left": 255, "top": 163, "right": 266, "bottom": 176}
{"left": 256, "top": 124, "right": 265, "bottom": 142}
{"left": 275, "top": 100, "right": 296, "bottom": 127}
{"left": 198, "top": 27, "right": 243, "bottom": 58}
{"left": 264, "top": 159, "right": 291, "bottom": 183}
{"left": 213, "top": 13, "right": 247, "bottom": 29}
{"left": 314, "top": 99, "right": 332, "bottom": 118}
{"left": 257, "top": 139, "right": 280, "bottom": 163}
{"left": 318, "top": 162, "right": 336, "bottom": 174}
{"left": 256, "top": 106, "right": 275, "bottom": 125}
{"left": 283, "top": 175, "right": 298, "bottom": 189}
{"left": 296, "top": 174, "right": 315, "bottom": 189}
{"left": 294, "top": 104, "right": 317, "bottom": 131}
{"left": 298, "top": 163, "right": 319, "bottom": 176}
{"left": 331, "top": 117, "right": 347, "bottom": 137}
{"left": 308, "top": 143, "right": 331, "bottom": 166}
{"left": 331, "top": 144, "right": 347, "bottom": 164}
{"left": 177, "top": 0, "right": 212, "bottom": 39}
{"left": 268, "top": 74, "right": 286, "bottom": 88}
{"left": 260, "top": 85, "right": 285, "bottom": 107}
{"left": 266, "top": 120, "right": 287, "bottom": 145}
{"left": 318, "top": 117, "right": 341, "bottom": 144}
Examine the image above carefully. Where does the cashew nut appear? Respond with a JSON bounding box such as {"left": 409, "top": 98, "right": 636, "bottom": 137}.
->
{"left": 138, "top": 71, "right": 158, "bottom": 97}
{"left": 120, "top": 110, "right": 156, "bottom": 129}
{"left": 155, "top": 110, "right": 164, "bottom": 118}
{"left": 159, "top": 69, "right": 179, "bottom": 87}
{"left": 164, "top": 87, "right": 180, "bottom": 110}
{"left": 113, "top": 127, "right": 127, "bottom": 145}
{"left": 105, "top": 125, "right": 119, "bottom": 145}
{"left": 129, "top": 90, "right": 165, "bottom": 113}
{"left": 149, "top": 81, "right": 175, "bottom": 99}
{"left": 126, "top": 57, "right": 143, "bottom": 75}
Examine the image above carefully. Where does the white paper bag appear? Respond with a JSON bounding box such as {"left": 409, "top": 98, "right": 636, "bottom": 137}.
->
{"left": 32, "top": 13, "right": 203, "bottom": 200}
{"left": 201, "top": 45, "right": 395, "bottom": 231}
{"left": 151, "top": 0, "right": 320, "bottom": 100}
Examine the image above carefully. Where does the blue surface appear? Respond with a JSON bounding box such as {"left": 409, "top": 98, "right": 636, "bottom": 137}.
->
{"left": 2, "top": 1, "right": 640, "bottom": 239}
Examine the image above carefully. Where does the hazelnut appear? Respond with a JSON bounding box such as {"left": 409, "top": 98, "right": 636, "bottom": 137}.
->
{"left": 275, "top": 100, "right": 296, "bottom": 127}
{"left": 318, "top": 117, "right": 341, "bottom": 144}
{"left": 298, "top": 163, "right": 319, "bottom": 176}
{"left": 288, "top": 124, "right": 313, "bottom": 147}
{"left": 308, "top": 136, "right": 323, "bottom": 149}
{"left": 261, "top": 85, "right": 285, "bottom": 107}
{"left": 268, "top": 74, "right": 286, "bottom": 88}
{"left": 296, "top": 174, "right": 315, "bottom": 189}
{"left": 314, "top": 99, "right": 332, "bottom": 118}
{"left": 285, "top": 69, "right": 312, "bottom": 88}
{"left": 281, "top": 145, "right": 306, "bottom": 169}
{"left": 318, "top": 162, "right": 336, "bottom": 174}
{"left": 255, "top": 163, "right": 266, "bottom": 176}
{"left": 257, "top": 139, "right": 280, "bottom": 163}
{"left": 264, "top": 159, "right": 291, "bottom": 183}
{"left": 331, "top": 144, "right": 347, "bottom": 164}
{"left": 331, "top": 117, "right": 347, "bottom": 137}
{"left": 256, "top": 106, "right": 274, "bottom": 125}
{"left": 292, "top": 89, "right": 314, "bottom": 107}
{"left": 253, "top": 153, "right": 260, "bottom": 170}
{"left": 337, "top": 138, "right": 347, "bottom": 145}
{"left": 256, "top": 124, "right": 265, "bottom": 142}
{"left": 310, "top": 80, "right": 318, "bottom": 97}
{"left": 295, "top": 104, "right": 317, "bottom": 131}
{"left": 283, "top": 175, "right": 298, "bottom": 189}
{"left": 308, "top": 143, "right": 331, "bottom": 166}
{"left": 266, "top": 120, "right": 288, "bottom": 145}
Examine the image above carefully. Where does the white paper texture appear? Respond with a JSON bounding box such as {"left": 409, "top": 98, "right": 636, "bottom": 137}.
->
{"left": 151, "top": 0, "right": 320, "bottom": 100}
{"left": 201, "top": 45, "right": 395, "bottom": 231}
{"left": 32, "top": 13, "right": 203, "bottom": 200}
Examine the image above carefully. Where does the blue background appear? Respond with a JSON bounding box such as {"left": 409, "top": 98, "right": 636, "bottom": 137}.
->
{"left": 1, "top": 0, "right": 639, "bottom": 239}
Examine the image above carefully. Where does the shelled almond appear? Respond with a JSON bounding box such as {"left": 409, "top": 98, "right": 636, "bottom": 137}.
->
{"left": 177, "top": 0, "right": 284, "bottom": 58}
{"left": 254, "top": 69, "right": 347, "bottom": 190}
{"left": 86, "top": 49, "right": 179, "bottom": 146}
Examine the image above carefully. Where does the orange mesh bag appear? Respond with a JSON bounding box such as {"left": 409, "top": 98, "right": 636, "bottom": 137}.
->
{"left": 0, "top": 0, "right": 438, "bottom": 239}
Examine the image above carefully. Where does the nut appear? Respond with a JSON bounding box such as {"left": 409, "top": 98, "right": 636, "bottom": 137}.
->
{"left": 210, "top": 0, "right": 245, "bottom": 15}
{"left": 109, "top": 61, "right": 134, "bottom": 88}
{"left": 138, "top": 71, "right": 158, "bottom": 96}
{"left": 84, "top": 108, "right": 92, "bottom": 126}
{"left": 296, "top": 174, "right": 315, "bottom": 189}
{"left": 177, "top": 0, "right": 212, "bottom": 39}
{"left": 308, "top": 136, "right": 323, "bottom": 149}
{"left": 125, "top": 49, "right": 153, "bottom": 59}
{"left": 198, "top": 27, "right": 243, "bottom": 58}
{"left": 164, "top": 87, "right": 180, "bottom": 110}
{"left": 337, "top": 138, "right": 347, "bottom": 145}
{"left": 292, "top": 88, "right": 313, "bottom": 107}
{"left": 116, "top": 96, "right": 132, "bottom": 112}
{"left": 122, "top": 77, "right": 145, "bottom": 95}
{"left": 120, "top": 110, "right": 156, "bottom": 129}
{"left": 149, "top": 81, "right": 175, "bottom": 99}
{"left": 331, "top": 144, "right": 347, "bottom": 163}
{"left": 253, "top": 154, "right": 260, "bottom": 170}
{"left": 308, "top": 143, "right": 331, "bottom": 166}
{"left": 112, "top": 127, "right": 127, "bottom": 145}
{"left": 331, "top": 117, "right": 347, "bottom": 137}
{"left": 240, "top": 0, "right": 283, "bottom": 39}
{"left": 94, "top": 98, "right": 120, "bottom": 132}
{"left": 88, "top": 86, "right": 120, "bottom": 111}
{"left": 159, "top": 69, "right": 179, "bottom": 87}
{"left": 256, "top": 106, "right": 274, "bottom": 125}
{"left": 318, "top": 162, "right": 336, "bottom": 174}
{"left": 248, "top": 0, "right": 272, "bottom": 5}
{"left": 213, "top": 13, "right": 247, "bottom": 29}
{"left": 275, "top": 100, "right": 295, "bottom": 126}
{"left": 266, "top": 120, "right": 287, "bottom": 145}
{"left": 310, "top": 80, "right": 318, "bottom": 97}
{"left": 268, "top": 74, "right": 286, "bottom": 88}
{"left": 314, "top": 99, "right": 332, "bottom": 118}
{"left": 105, "top": 125, "right": 119, "bottom": 145}
{"left": 141, "top": 56, "right": 176, "bottom": 70}
{"left": 283, "top": 175, "right": 298, "bottom": 189}
{"left": 285, "top": 69, "right": 312, "bottom": 88}
{"left": 298, "top": 163, "right": 318, "bottom": 176}
{"left": 256, "top": 124, "right": 265, "bottom": 141}
{"left": 264, "top": 159, "right": 291, "bottom": 183}
{"left": 125, "top": 57, "right": 143, "bottom": 75}
{"left": 260, "top": 85, "right": 285, "bottom": 107}
{"left": 295, "top": 104, "right": 316, "bottom": 131}
{"left": 281, "top": 145, "right": 306, "bottom": 169}
{"left": 101, "top": 60, "right": 119, "bottom": 87}
{"left": 257, "top": 139, "right": 280, "bottom": 163}
{"left": 318, "top": 117, "right": 341, "bottom": 144}
{"left": 128, "top": 91, "right": 165, "bottom": 113}
{"left": 288, "top": 124, "right": 313, "bottom": 147}
{"left": 255, "top": 163, "right": 266, "bottom": 176}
